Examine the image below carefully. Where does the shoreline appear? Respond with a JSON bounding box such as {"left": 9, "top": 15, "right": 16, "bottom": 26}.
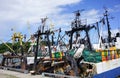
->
{"left": 0, "top": 69, "right": 50, "bottom": 78}
{"left": 0, "top": 73, "right": 19, "bottom": 78}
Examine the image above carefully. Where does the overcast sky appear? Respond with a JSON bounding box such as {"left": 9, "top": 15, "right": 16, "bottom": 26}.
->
{"left": 0, "top": 0, "right": 120, "bottom": 42}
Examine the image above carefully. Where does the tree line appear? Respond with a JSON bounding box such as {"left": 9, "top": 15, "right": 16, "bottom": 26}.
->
{"left": 0, "top": 42, "right": 30, "bottom": 53}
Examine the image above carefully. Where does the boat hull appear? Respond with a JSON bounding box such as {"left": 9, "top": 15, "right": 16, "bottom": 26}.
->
{"left": 93, "top": 67, "right": 120, "bottom": 78}
{"left": 93, "top": 58, "right": 120, "bottom": 78}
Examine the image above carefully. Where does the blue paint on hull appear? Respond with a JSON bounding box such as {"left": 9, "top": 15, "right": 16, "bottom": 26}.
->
{"left": 93, "top": 67, "right": 120, "bottom": 78}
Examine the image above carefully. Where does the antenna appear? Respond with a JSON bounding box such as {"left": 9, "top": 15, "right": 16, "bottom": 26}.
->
{"left": 49, "top": 19, "right": 54, "bottom": 31}
{"left": 74, "top": 9, "right": 85, "bottom": 19}
{"left": 41, "top": 17, "right": 48, "bottom": 32}
{"left": 74, "top": 9, "right": 85, "bottom": 14}
{"left": 71, "top": 9, "right": 85, "bottom": 29}
{"left": 103, "top": 6, "right": 107, "bottom": 11}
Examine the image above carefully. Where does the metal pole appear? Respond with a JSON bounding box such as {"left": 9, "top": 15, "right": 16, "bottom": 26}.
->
{"left": 69, "top": 32, "right": 73, "bottom": 49}
{"left": 85, "top": 30, "right": 92, "bottom": 50}
{"left": 33, "top": 30, "right": 40, "bottom": 72}
{"left": 96, "top": 22, "right": 100, "bottom": 38}
{"left": 104, "top": 10, "right": 111, "bottom": 46}
{"left": 46, "top": 31, "right": 52, "bottom": 58}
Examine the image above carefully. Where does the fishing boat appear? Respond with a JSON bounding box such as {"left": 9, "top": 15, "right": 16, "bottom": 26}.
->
{"left": 28, "top": 9, "right": 120, "bottom": 78}
{"left": 65, "top": 9, "right": 120, "bottom": 78}
{"left": 26, "top": 9, "right": 120, "bottom": 78}
{"left": 0, "top": 9, "right": 120, "bottom": 78}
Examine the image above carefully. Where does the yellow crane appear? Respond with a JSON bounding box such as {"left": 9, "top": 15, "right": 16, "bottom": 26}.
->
{"left": 12, "top": 32, "right": 23, "bottom": 46}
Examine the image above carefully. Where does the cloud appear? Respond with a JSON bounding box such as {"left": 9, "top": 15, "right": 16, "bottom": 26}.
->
{"left": 108, "top": 4, "right": 120, "bottom": 13}
{"left": 0, "top": 0, "right": 106, "bottom": 43}
{"left": 52, "top": 9, "right": 101, "bottom": 31}
{"left": 81, "top": 9, "right": 101, "bottom": 24}
{"left": 0, "top": 0, "right": 82, "bottom": 41}
{"left": 0, "top": 0, "right": 81, "bottom": 22}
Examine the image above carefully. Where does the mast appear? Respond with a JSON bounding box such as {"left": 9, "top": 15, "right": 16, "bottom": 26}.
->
{"left": 69, "top": 10, "right": 81, "bottom": 49}
{"left": 66, "top": 10, "right": 94, "bottom": 50}
{"left": 33, "top": 29, "right": 40, "bottom": 71}
{"left": 33, "top": 18, "right": 52, "bottom": 72}
{"left": 96, "top": 22, "right": 100, "bottom": 38}
{"left": 104, "top": 9, "right": 111, "bottom": 46}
